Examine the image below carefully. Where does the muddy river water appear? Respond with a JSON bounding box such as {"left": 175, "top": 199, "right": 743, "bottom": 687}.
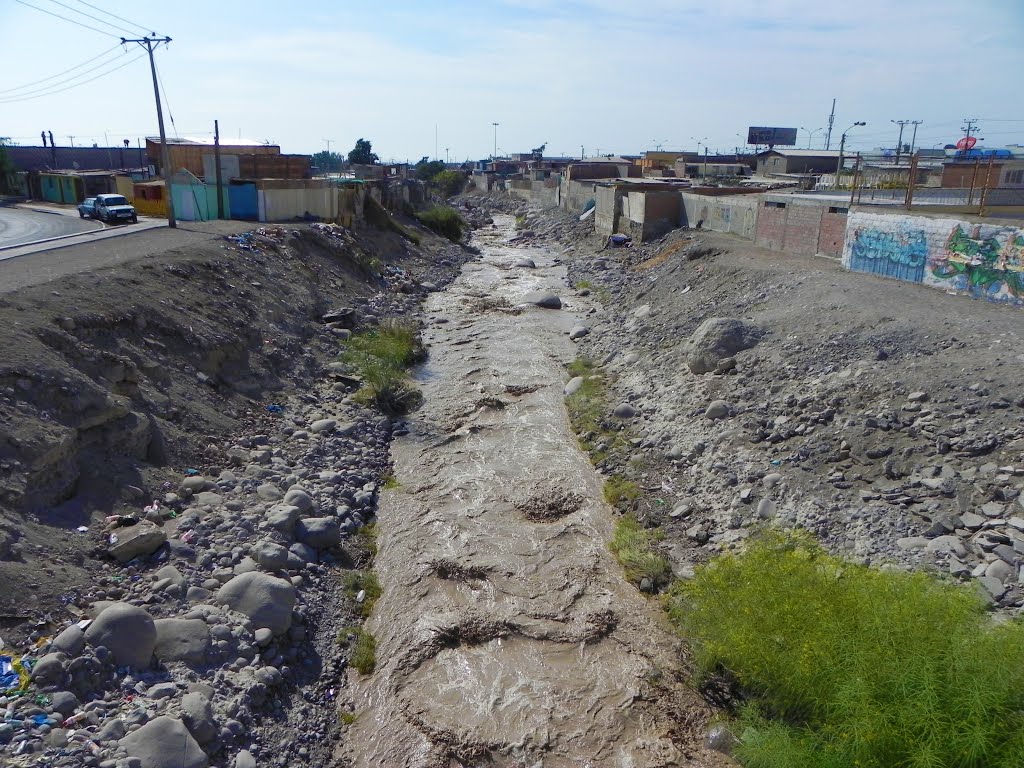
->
{"left": 343, "top": 216, "right": 710, "bottom": 767}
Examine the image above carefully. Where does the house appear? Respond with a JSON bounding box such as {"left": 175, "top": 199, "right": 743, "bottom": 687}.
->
{"left": 940, "top": 151, "right": 1024, "bottom": 189}
{"left": 37, "top": 170, "right": 117, "bottom": 203}
{"left": 6, "top": 144, "right": 147, "bottom": 173}
{"left": 145, "top": 137, "right": 309, "bottom": 180}
{"left": 756, "top": 149, "right": 843, "bottom": 176}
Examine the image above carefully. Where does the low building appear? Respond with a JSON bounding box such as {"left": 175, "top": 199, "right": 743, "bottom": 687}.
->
{"left": 756, "top": 149, "right": 843, "bottom": 176}
{"left": 941, "top": 156, "right": 1024, "bottom": 189}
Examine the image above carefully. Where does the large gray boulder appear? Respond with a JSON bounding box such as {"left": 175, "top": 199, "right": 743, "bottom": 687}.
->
{"left": 686, "top": 317, "right": 762, "bottom": 374}
{"left": 180, "top": 692, "right": 217, "bottom": 745}
{"left": 522, "top": 291, "right": 562, "bottom": 309}
{"left": 252, "top": 540, "right": 291, "bottom": 571}
{"left": 296, "top": 517, "right": 341, "bottom": 549}
{"left": 216, "top": 572, "right": 295, "bottom": 635}
{"left": 119, "top": 716, "right": 209, "bottom": 768}
{"left": 154, "top": 618, "right": 211, "bottom": 664}
{"left": 108, "top": 521, "right": 167, "bottom": 563}
{"left": 84, "top": 603, "right": 156, "bottom": 668}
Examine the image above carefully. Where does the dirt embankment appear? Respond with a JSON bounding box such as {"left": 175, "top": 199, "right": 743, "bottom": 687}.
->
{"left": 513, "top": 203, "right": 1024, "bottom": 616}
{"left": 0, "top": 215, "right": 471, "bottom": 767}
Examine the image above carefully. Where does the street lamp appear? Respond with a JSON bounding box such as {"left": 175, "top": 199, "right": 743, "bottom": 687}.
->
{"left": 800, "top": 126, "right": 823, "bottom": 149}
{"left": 835, "top": 122, "right": 866, "bottom": 190}
{"left": 491, "top": 122, "right": 499, "bottom": 159}
{"left": 690, "top": 136, "right": 708, "bottom": 178}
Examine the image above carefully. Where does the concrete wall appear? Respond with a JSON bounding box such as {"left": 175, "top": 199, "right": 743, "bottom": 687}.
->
{"left": 595, "top": 185, "right": 620, "bottom": 238}
{"left": 628, "top": 190, "right": 681, "bottom": 240}
{"left": 680, "top": 193, "right": 759, "bottom": 239}
{"left": 560, "top": 178, "right": 600, "bottom": 213}
{"left": 753, "top": 195, "right": 850, "bottom": 258}
{"left": 843, "top": 210, "right": 1024, "bottom": 307}
{"left": 508, "top": 178, "right": 559, "bottom": 208}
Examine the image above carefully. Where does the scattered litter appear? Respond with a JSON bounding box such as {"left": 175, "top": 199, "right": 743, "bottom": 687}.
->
{"left": 76, "top": 525, "right": 89, "bottom": 533}
{"left": 0, "top": 655, "right": 31, "bottom": 694}
{"left": 184, "top": 468, "right": 200, "bottom": 476}
{"left": 266, "top": 404, "right": 284, "bottom": 414}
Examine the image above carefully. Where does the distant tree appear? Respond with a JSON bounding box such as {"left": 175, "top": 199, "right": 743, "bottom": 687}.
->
{"left": 432, "top": 169, "right": 466, "bottom": 197}
{"left": 0, "top": 139, "right": 17, "bottom": 194}
{"left": 415, "top": 160, "right": 446, "bottom": 181}
{"left": 311, "top": 150, "right": 345, "bottom": 173}
{"left": 348, "top": 138, "right": 379, "bottom": 165}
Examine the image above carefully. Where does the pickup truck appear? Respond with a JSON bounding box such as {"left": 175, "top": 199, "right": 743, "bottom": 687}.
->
{"left": 92, "top": 194, "right": 138, "bottom": 224}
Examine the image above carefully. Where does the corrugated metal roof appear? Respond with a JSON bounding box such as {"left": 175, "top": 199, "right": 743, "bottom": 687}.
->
{"left": 758, "top": 149, "right": 842, "bottom": 158}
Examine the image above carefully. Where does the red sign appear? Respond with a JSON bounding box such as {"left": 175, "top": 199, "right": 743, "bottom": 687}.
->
{"left": 956, "top": 136, "right": 977, "bottom": 150}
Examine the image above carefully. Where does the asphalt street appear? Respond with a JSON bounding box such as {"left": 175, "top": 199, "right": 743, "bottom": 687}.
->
{"left": 0, "top": 205, "right": 101, "bottom": 246}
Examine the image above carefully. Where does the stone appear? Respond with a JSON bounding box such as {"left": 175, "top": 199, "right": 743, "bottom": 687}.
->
{"left": 568, "top": 326, "right": 590, "bottom": 340}
{"left": 986, "top": 559, "right": 1015, "bottom": 584}
{"left": 30, "top": 653, "right": 67, "bottom": 686}
{"left": 234, "top": 750, "right": 257, "bottom": 768}
{"left": 289, "top": 541, "right": 318, "bottom": 564}
{"left": 959, "top": 512, "right": 986, "bottom": 530}
{"left": 180, "top": 477, "right": 210, "bottom": 494}
{"left": 256, "top": 484, "right": 283, "bottom": 501}
{"left": 252, "top": 540, "right": 291, "bottom": 571}
{"left": 154, "top": 565, "right": 186, "bottom": 587}
{"left": 154, "top": 619, "right": 211, "bottom": 664}
{"left": 263, "top": 504, "right": 301, "bottom": 535}
{"left": 686, "top": 317, "right": 761, "bottom": 375}
{"left": 907, "top": 391, "right": 929, "bottom": 402}
{"left": 194, "top": 492, "right": 223, "bottom": 507}
{"left": 296, "top": 517, "right": 341, "bottom": 549}
{"left": 756, "top": 498, "right": 776, "bottom": 519}
{"left": 119, "top": 716, "right": 209, "bottom": 768}
{"left": 109, "top": 521, "right": 167, "bottom": 563}
{"left": 762, "top": 473, "right": 783, "bottom": 489}
{"left": 522, "top": 291, "right": 561, "bottom": 309}
{"left": 51, "top": 624, "right": 86, "bottom": 657}
{"left": 180, "top": 692, "right": 217, "bottom": 745}
{"left": 97, "top": 718, "right": 126, "bottom": 742}
{"left": 84, "top": 603, "right": 156, "bottom": 669}
{"left": 613, "top": 403, "right": 637, "bottom": 419}
{"left": 49, "top": 690, "right": 80, "bottom": 717}
{"left": 310, "top": 418, "right": 337, "bottom": 434}
{"left": 925, "top": 535, "right": 967, "bottom": 558}
{"left": 254, "top": 628, "right": 274, "bottom": 647}
{"left": 896, "top": 536, "right": 928, "bottom": 551}
{"left": 148, "top": 682, "right": 179, "bottom": 699}
{"left": 563, "top": 376, "right": 584, "bottom": 396}
{"left": 978, "top": 575, "right": 1007, "bottom": 600}
{"left": 704, "top": 400, "right": 730, "bottom": 420}
{"left": 513, "top": 258, "right": 535, "bottom": 268}
{"left": 283, "top": 488, "right": 314, "bottom": 512}
{"left": 216, "top": 572, "right": 296, "bottom": 635}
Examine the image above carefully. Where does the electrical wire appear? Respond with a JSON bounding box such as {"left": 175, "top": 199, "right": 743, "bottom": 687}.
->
{"left": 13, "top": 0, "right": 119, "bottom": 37}
{"left": 0, "top": 48, "right": 130, "bottom": 101}
{"left": 42, "top": 0, "right": 140, "bottom": 36}
{"left": 154, "top": 49, "right": 178, "bottom": 138}
{"left": 0, "top": 51, "right": 146, "bottom": 103}
{"left": 0, "top": 43, "right": 122, "bottom": 94}
{"left": 70, "top": 0, "right": 155, "bottom": 36}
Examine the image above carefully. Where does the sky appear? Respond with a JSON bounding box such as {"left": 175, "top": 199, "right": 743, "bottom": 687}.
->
{"left": 2, "top": 0, "right": 1023, "bottom": 162}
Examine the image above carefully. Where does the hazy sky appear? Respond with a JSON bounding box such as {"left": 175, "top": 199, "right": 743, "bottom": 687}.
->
{"left": 2, "top": 0, "right": 1022, "bottom": 161}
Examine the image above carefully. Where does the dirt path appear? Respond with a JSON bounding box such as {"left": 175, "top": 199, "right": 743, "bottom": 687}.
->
{"left": 343, "top": 217, "right": 717, "bottom": 767}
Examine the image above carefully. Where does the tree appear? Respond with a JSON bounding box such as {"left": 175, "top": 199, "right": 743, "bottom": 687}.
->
{"left": 415, "top": 160, "right": 445, "bottom": 181}
{"left": 0, "top": 138, "right": 18, "bottom": 195}
{"left": 348, "top": 138, "right": 379, "bottom": 165}
{"left": 311, "top": 150, "right": 344, "bottom": 174}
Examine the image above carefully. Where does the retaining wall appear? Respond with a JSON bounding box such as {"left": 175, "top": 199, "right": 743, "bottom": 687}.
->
{"left": 680, "top": 193, "right": 759, "bottom": 239}
{"left": 842, "top": 211, "right": 1024, "bottom": 307}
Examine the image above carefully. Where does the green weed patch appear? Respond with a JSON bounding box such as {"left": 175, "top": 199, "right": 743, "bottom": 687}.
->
{"left": 668, "top": 531, "right": 1024, "bottom": 767}
{"left": 416, "top": 206, "right": 466, "bottom": 242}
{"left": 343, "top": 320, "right": 424, "bottom": 414}
{"left": 609, "top": 514, "right": 670, "bottom": 587}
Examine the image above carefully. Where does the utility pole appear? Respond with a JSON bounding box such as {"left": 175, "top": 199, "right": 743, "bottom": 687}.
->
{"left": 492, "top": 122, "right": 499, "bottom": 160}
{"left": 961, "top": 118, "right": 978, "bottom": 147}
{"left": 891, "top": 120, "right": 910, "bottom": 164}
{"left": 322, "top": 139, "right": 333, "bottom": 174}
{"left": 825, "top": 98, "right": 836, "bottom": 150}
{"left": 214, "top": 119, "right": 224, "bottom": 220}
{"left": 68, "top": 135, "right": 75, "bottom": 148}
{"left": 445, "top": 147, "right": 450, "bottom": 165}
{"left": 835, "top": 122, "right": 866, "bottom": 191}
{"left": 906, "top": 120, "right": 923, "bottom": 156}
{"left": 122, "top": 35, "right": 176, "bottom": 228}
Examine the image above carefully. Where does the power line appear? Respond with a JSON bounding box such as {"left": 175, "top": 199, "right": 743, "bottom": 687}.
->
{"left": 0, "top": 48, "right": 130, "bottom": 101}
{"left": 13, "top": 0, "right": 119, "bottom": 37}
{"left": 0, "top": 52, "right": 146, "bottom": 103}
{"left": 42, "top": 0, "right": 139, "bottom": 36}
{"left": 70, "top": 0, "right": 154, "bottom": 36}
{"left": 154, "top": 49, "right": 178, "bottom": 137}
{"left": 0, "top": 43, "right": 121, "bottom": 94}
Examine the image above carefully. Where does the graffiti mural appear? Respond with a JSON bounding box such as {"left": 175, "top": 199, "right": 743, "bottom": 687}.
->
{"left": 928, "top": 224, "right": 1024, "bottom": 305}
{"left": 848, "top": 226, "right": 929, "bottom": 282}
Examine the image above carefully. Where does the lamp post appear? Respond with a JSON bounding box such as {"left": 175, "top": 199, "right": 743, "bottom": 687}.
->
{"left": 835, "top": 122, "right": 866, "bottom": 190}
{"left": 801, "top": 127, "right": 823, "bottom": 149}
{"left": 690, "top": 136, "right": 707, "bottom": 178}
{"left": 491, "top": 122, "right": 499, "bottom": 159}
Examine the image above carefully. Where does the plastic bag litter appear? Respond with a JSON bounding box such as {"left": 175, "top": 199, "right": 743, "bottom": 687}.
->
{"left": 0, "top": 655, "right": 32, "bottom": 694}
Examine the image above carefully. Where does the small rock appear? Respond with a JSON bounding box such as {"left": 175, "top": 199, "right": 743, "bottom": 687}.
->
{"left": 564, "top": 376, "right": 584, "bottom": 396}
{"left": 109, "top": 521, "right": 167, "bottom": 563}
{"left": 310, "top": 418, "right": 337, "bottom": 434}
{"left": 704, "top": 400, "right": 730, "bottom": 420}
{"left": 613, "top": 403, "right": 637, "bottom": 419}
{"left": 568, "top": 326, "right": 590, "bottom": 340}
{"left": 522, "top": 291, "right": 561, "bottom": 309}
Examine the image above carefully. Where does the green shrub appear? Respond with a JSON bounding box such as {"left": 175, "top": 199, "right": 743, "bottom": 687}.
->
{"left": 603, "top": 475, "right": 641, "bottom": 508}
{"left": 668, "top": 531, "right": 1024, "bottom": 768}
{"left": 343, "top": 570, "right": 383, "bottom": 617}
{"left": 431, "top": 169, "right": 466, "bottom": 197}
{"left": 416, "top": 206, "right": 466, "bottom": 242}
{"left": 609, "top": 514, "right": 670, "bottom": 587}
{"left": 338, "top": 626, "right": 377, "bottom": 675}
{"left": 343, "top": 320, "right": 424, "bottom": 414}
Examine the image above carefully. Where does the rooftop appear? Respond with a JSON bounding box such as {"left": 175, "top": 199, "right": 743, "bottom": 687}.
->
{"left": 145, "top": 136, "right": 273, "bottom": 147}
{"left": 758, "top": 149, "right": 843, "bottom": 158}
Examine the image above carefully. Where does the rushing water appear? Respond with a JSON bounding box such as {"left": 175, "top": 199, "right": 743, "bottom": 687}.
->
{"left": 342, "top": 216, "right": 707, "bottom": 767}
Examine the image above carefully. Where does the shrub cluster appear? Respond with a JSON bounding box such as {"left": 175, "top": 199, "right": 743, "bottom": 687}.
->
{"left": 343, "top": 320, "right": 424, "bottom": 414}
{"left": 609, "top": 514, "right": 671, "bottom": 587}
{"left": 415, "top": 206, "right": 466, "bottom": 242}
{"left": 668, "top": 531, "right": 1024, "bottom": 767}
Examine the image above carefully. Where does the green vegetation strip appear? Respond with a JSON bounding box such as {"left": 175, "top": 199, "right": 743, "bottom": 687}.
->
{"left": 338, "top": 626, "right": 377, "bottom": 675}
{"left": 415, "top": 206, "right": 466, "bottom": 242}
{"left": 610, "top": 514, "right": 671, "bottom": 588}
{"left": 667, "top": 531, "right": 1024, "bottom": 767}
{"left": 343, "top": 320, "right": 424, "bottom": 415}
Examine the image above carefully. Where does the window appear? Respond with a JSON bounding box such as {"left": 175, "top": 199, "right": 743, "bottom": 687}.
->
{"left": 1004, "top": 169, "right": 1024, "bottom": 185}
{"left": 765, "top": 201, "right": 786, "bottom": 209}
{"left": 828, "top": 206, "right": 848, "bottom": 214}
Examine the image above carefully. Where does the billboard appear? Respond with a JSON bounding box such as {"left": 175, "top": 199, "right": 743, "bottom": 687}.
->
{"left": 747, "top": 127, "right": 798, "bottom": 146}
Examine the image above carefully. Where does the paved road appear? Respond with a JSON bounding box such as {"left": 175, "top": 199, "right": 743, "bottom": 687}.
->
{"left": 0, "top": 220, "right": 254, "bottom": 295}
{"left": 0, "top": 205, "right": 101, "bottom": 247}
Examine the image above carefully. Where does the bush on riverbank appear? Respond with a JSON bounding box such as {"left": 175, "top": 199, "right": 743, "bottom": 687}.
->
{"left": 416, "top": 206, "right": 466, "bottom": 242}
{"left": 667, "top": 530, "right": 1024, "bottom": 767}
{"left": 344, "top": 320, "right": 424, "bottom": 414}
{"left": 610, "top": 514, "right": 670, "bottom": 587}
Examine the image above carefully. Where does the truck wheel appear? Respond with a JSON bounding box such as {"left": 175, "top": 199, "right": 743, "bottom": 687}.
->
{"left": 131, "top": 215, "right": 138, "bottom": 224}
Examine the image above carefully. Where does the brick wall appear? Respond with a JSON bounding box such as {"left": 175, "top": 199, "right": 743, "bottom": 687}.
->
{"left": 817, "top": 208, "right": 849, "bottom": 258}
{"left": 843, "top": 210, "right": 1024, "bottom": 307}
{"left": 782, "top": 202, "right": 824, "bottom": 256}
{"left": 754, "top": 201, "right": 788, "bottom": 250}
